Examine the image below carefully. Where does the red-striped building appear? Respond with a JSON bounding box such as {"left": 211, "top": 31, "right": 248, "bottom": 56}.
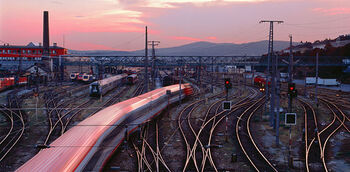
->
{"left": 0, "top": 42, "right": 67, "bottom": 60}
{"left": 0, "top": 42, "right": 67, "bottom": 71}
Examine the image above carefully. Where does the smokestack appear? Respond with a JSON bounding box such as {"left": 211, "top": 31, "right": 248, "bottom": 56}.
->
{"left": 43, "top": 11, "right": 50, "bottom": 56}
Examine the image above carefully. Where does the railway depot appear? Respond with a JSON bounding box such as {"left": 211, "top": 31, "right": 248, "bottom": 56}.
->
{"left": 0, "top": 5, "right": 349, "bottom": 172}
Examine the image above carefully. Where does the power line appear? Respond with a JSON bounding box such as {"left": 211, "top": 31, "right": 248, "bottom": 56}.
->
{"left": 285, "top": 16, "right": 350, "bottom": 26}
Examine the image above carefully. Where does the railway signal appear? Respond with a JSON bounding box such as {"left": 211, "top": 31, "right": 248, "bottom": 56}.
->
{"left": 285, "top": 113, "right": 296, "bottom": 125}
{"left": 224, "top": 78, "right": 232, "bottom": 100}
{"left": 288, "top": 83, "right": 297, "bottom": 98}
{"left": 222, "top": 101, "right": 232, "bottom": 111}
{"left": 224, "top": 78, "right": 232, "bottom": 89}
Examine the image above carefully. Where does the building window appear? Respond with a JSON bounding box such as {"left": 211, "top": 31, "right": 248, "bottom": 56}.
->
{"left": 7, "top": 50, "right": 10, "bottom": 54}
{"left": 23, "top": 50, "right": 26, "bottom": 54}
{"left": 27, "top": 50, "right": 30, "bottom": 54}
{"left": 17, "top": 50, "right": 20, "bottom": 54}
{"left": 39, "top": 50, "right": 42, "bottom": 54}
{"left": 33, "top": 50, "right": 36, "bottom": 54}
{"left": 53, "top": 50, "right": 56, "bottom": 54}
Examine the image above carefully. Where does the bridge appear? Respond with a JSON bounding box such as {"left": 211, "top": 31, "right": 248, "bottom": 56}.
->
{"left": 60, "top": 55, "right": 349, "bottom": 67}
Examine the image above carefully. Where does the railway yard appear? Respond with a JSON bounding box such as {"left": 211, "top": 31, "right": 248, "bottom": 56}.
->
{"left": 0, "top": 70, "right": 348, "bottom": 172}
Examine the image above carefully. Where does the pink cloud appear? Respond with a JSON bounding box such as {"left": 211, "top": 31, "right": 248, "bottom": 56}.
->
{"left": 206, "top": 36, "right": 217, "bottom": 40}
{"left": 171, "top": 36, "right": 218, "bottom": 42}
{"left": 312, "top": 7, "right": 350, "bottom": 15}
{"left": 75, "top": 42, "right": 117, "bottom": 50}
{"left": 171, "top": 36, "right": 204, "bottom": 41}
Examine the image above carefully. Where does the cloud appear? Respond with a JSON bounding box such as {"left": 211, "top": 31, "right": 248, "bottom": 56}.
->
{"left": 206, "top": 36, "right": 217, "bottom": 40}
{"left": 171, "top": 36, "right": 204, "bottom": 41}
{"left": 76, "top": 42, "right": 117, "bottom": 50}
{"left": 312, "top": 7, "right": 350, "bottom": 15}
{"left": 117, "top": 0, "right": 271, "bottom": 8}
{"left": 171, "top": 36, "right": 217, "bottom": 41}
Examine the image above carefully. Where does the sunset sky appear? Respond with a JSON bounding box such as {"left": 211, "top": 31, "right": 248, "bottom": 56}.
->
{"left": 1, "top": 0, "right": 349, "bottom": 50}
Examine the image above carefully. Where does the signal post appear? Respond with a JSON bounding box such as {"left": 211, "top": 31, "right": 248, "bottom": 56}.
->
{"left": 287, "top": 82, "right": 297, "bottom": 168}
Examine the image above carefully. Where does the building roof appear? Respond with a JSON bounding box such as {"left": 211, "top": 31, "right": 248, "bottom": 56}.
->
{"left": 0, "top": 42, "right": 65, "bottom": 49}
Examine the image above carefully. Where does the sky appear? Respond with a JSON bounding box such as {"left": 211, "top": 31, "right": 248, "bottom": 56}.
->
{"left": 0, "top": 0, "right": 349, "bottom": 51}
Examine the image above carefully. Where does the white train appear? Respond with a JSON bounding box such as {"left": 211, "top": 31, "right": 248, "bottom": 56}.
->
{"left": 17, "top": 84, "right": 194, "bottom": 172}
{"left": 70, "top": 72, "right": 79, "bottom": 80}
{"left": 127, "top": 74, "right": 138, "bottom": 85}
{"left": 82, "top": 74, "right": 95, "bottom": 83}
{"left": 89, "top": 74, "right": 127, "bottom": 97}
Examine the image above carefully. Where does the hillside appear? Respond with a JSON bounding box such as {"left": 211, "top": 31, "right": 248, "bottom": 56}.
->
{"left": 70, "top": 40, "right": 294, "bottom": 56}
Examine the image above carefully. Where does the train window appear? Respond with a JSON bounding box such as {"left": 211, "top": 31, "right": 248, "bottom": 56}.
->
{"left": 91, "top": 85, "right": 99, "bottom": 92}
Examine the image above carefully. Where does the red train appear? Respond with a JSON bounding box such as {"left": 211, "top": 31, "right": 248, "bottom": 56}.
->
{"left": 0, "top": 76, "right": 28, "bottom": 92}
{"left": 253, "top": 76, "right": 270, "bottom": 86}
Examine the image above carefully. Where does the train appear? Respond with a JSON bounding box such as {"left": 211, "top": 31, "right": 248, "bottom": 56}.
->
{"left": 127, "top": 74, "right": 138, "bottom": 85}
{"left": 0, "top": 76, "right": 28, "bottom": 92}
{"left": 253, "top": 76, "right": 270, "bottom": 87}
{"left": 81, "top": 74, "right": 95, "bottom": 82}
{"left": 70, "top": 72, "right": 96, "bottom": 83}
{"left": 17, "top": 84, "right": 193, "bottom": 171}
{"left": 89, "top": 74, "right": 127, "bottom": 97}
{"left": 69, "top": 72, "right": 79, "bottom": 80}
{"left": 159, "top": 71, "right": 180, "bottom": 87}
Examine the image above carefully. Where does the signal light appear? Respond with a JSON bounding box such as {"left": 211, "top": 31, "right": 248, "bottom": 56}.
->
{"left": 224, "top": 78, "right": 232, "bottom": 89}
{"left": 288, "top": 83, "right": 297, "bottom": 98}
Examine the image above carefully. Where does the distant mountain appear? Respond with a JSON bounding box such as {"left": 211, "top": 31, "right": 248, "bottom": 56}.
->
{"left": 70, "top": 40, "right": 295, "bottom": 56}
{"left": 68, "top": 49, "right": 131, "bottom": 56}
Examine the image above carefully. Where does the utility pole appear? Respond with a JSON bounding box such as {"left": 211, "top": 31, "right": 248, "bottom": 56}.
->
{"left": 179, "top": 62, "right": 183, "bottom": 105}
{"left": 288, "top": 35, "right": 293, "bottom": 113}
{"left": 148, "top": 40, "right": 160, "bottom": 90}
{"left": 17, "top": 48, "right": 22, "bottom": 85}
{"left": 211, "top": 56, "right": 214, "bottom": 93}
{"left": 198, "top": 56, "right": 202, "bottom": 86}
{"left": 259, "top": 20, "right": 283, "bottom": 130}
{"left": 275, "top": 53, "right": 280, "bottom": 147}
{"left": 315, "top": 52, "right": 319, "bottom": 107}
{"left": 288, "top": 35, "right": 293, "bottom": 168}
{"left": 145, "top": 26, "right": 149, "bottom": 92}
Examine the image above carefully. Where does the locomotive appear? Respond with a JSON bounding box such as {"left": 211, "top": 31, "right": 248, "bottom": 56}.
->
{"left": 126, "top": 74, "right": 138, "bottom": 85}
{"left": 0, "top": 76, "right": 28, "bottom": 92}
{"left": 89, "top": 74, "right": 127, "bottom": 97}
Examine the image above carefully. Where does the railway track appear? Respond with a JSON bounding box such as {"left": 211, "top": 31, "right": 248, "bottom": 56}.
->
{"left": 178, "top": 86, "right": 260, "bottom": 171}
{"left": 235, "top": 95, "right": 278, "bottom": 172}
{"left": 298, "top": 94, "right": 350, "bottom": 172}
{"left": 298, "top": 98, "right": 323, "bottom": 171}
{"left": 317, "top": 98, "right": 349, "bottom": 171}
{"left": 0, "top": 94, "right": 25, "bottom": 163}
{"left": 133, "top": 119, "right": 171, "bottom": 172}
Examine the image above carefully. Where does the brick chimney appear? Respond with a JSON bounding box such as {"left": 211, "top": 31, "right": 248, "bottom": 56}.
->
{"left": 43, "top": 11, "right": 50, "bottom": 56}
